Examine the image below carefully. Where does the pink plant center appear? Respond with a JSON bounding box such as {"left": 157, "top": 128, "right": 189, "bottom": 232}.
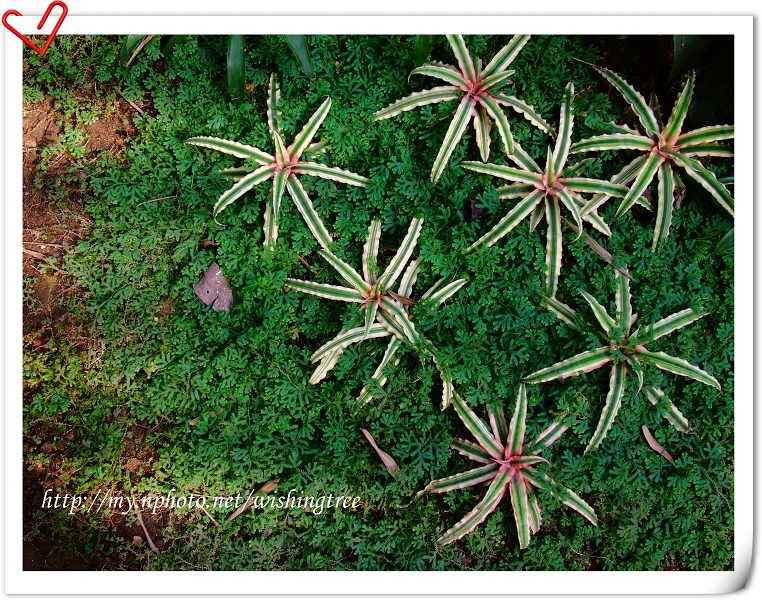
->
{"left": 652, "top": 137, "right": 677, "bottom": 159}
{"left": 465, "top": 79, "right": 487, "bottom": 100}
{"left": 362, "top": 283, "right": 383, "bottom": 308}
{"left": 503, "top": 453, "right": 527, "bottom": 469}
{"left": 537, "top": 171, "right": 563, "bottom": 197}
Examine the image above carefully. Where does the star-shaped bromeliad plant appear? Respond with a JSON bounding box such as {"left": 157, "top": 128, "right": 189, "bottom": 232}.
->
{"left": 375, "top": 35, "right": 553, "bottom": 183}
{"left": 187, "top": 74, "right": 369, "bottom": 250}
{"left": 571, "top": 67, "right": 734, "bottom": 251}
{"left": 285, "top": 218, "right": 466, "bottom": 406}
{"left": 461, "top": 82, "right": 629, "bottom": 296}
{"left": 525, "top": 268, "right": 720, "bottom": 452}
{"left": 423, "top": 385, "right": 597, "bottom": 548}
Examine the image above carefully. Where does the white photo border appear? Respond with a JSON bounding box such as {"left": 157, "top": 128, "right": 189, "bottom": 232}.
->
{"left": 2, "top": 10, "right": 752, "bottom": 596}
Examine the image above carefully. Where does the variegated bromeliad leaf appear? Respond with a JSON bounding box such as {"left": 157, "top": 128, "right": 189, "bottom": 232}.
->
{"left": 375, "top": 35, "right": 553, "bottom": 183}
{"left": 525, "top": 268, "right": 719, "bottom": 452}
{"left": 571, "top": 67, "right": 734, "bottom": 251}
{"left": 424, "top": 385, "right": 597, "bottom": 548}
{"left": 187, "top": 74, "right": 369, "bottom": 250}
{"left": 462, "top": 82, "right": 629, "bottom": 296}
{"left": 285, "top": 218, "right": 466, "bottom": 407}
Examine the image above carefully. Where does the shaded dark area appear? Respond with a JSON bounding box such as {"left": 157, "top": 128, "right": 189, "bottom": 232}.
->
{"left": 593, "top": 34, "right": 733, "bottom": 127}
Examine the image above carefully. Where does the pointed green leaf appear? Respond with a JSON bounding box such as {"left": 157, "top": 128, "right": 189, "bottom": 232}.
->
{"left": 582, "top": 155, "right": 647, "bottom": 216}
{"left": 461, "top": 161, "right": 542, "bottom": 185}
{"left": 544, "top": 196, "right": 562, "bottom": 296}
{"left": 478, "top": 70, "right": 515, "bottom": 93}
{"left": 494, "top": 93, "right": 554, "bottom": 136}
{"left": 631, "top": 308, "right": 707, "bottom": 344}
{"left": 379, "top": 218, "right": 423, "bottom": 290}
{"left": 290, "top": 97, "right": 332, "bottom": 161}
{"left": 358, "top": 337, "right": 402, "bottom": 404}
{"left": 556, "top": 187, "right": 583, "bottom": 239}
{"left": 481, "top": 34, "right": 530, "bottom": 78}
{"left": 413, "top": 35, "right": 434, "bottom": 67}
{"left": 286, "top": 177, "right": 332, "bottom": 250}
{"left": 472, "top": 104, "right": 492, "bottom": 161}
{"left": 663, "top": 74, "right": 694, "bottom": 143}
{"left": 594, "top": 66, "right": 659, "bottom": 137}
{"left": 284, "top": 35, "right": 313, "bottom": 76}
{"left": 644, "top": 386, "right": 692, "bottom": 433}
{"left": 380, "top": 297, "right": 421, "bottom": 346}
{"left": 226, "top": 35, "right": 245, "bottom": 104}
{"left": 552, "top": 82, "right": 574, "bottom": 174}
{"left": 529, "top": 201, "right": 545, "bottom": 232}
{"left": 213, "top": 164, "right": 274, "bottom": 216}
{"left": 272, "top": 130, "right": 289, "bottom": 166}
{"left": 362, "top": 220, "right": 382, "bottom": 284}
{"left": 309, "top": 348, "right": 343, "bottom": 384}
{"left": 294, "top": 161, "right": 369, "bottom": 187}
{"left": 186, "top": 136, "right": 274, "bottom": 164}
{"left": 562, "top": 178, "right": 629, "bottom": 197}
{"left": 653, "top": 162, "right": 675, "bottom": 251}
{"left": 615, "top": 151, "right": 663, "bottom": 218}
{"left": 614, "top": 269, "right": 632, "bottom": 334}
{"left": 285, "top": 279, "right": 364, "bottom": 303}
{"left": 467, "top": 189, "right": 544, "bottom": 251}
{"left": 446, "top": 34, "right": 477, "bottom": 82}
{"left": 451, "top": 393, "right": 504, "bottom": 460}
{"left": 437, "top": 468, "right": 513, "bottom": 546}
{"left": 525, "top": 347, "right": 613, "bottom": 383}
{"left": 374, "top": 87, "right": 460, "bottom": 120}
{"left": 638, "top": 349, "right": 720, "bottom": 389}
{"left": 498, "top": 183, "right": 535, "bottom": 199}
{"left": 508, "top": 141, "right": 542, "bottom": 173}
{"left": 318, "top": 249, "right": 367, "bottom": 291}
{"left": 480, "top": 94, "right": 514, "bottom": 156}
{"left": 528, "top": 417, "right": 569, "bottom": 453}
{"left": 488, "top": 404, "right": 508, "bottom": 448}
{"left": 120, "top": 35, "right": 153, "bottom": 67}
{"left": 585, "top": 362, "right": 627, "bottom": 452}
{"left": 429, "top": 463, "right": 500, "bottom": 494}
{"left": 541, "top": 473, "right": 598, "bottom": 526}
{"left": 507, "top": 384, "right": 528, "bottom": 456}
{"left": 571, "top": 133, "right": 654, "bottom": 154}
{"left": 431, "top": 96, "right": 476, "bottom": 183}
{"left": 677, "top": 124, "right": 734, "bottom": 147}
{"left": 451, "top": 438, "right": 493, "bottom": 464}
{"left": 681, "top": 143, "right": 734, "bottom": 158}
{"left": 412, "top": 61, "right": 467, "bottom": 87}
{"left": 267, "top": 73, "right": 281, "bottom": 135}
{"left": 545, "top": 147, "right": 556, "bottom": 185}
{"left": 541, "top": 296, "right": 585, "bottom": 333}
{"left": 667, "top": 151, "right": 734, "bottom": 217}
{"left": 425, "top": 279, "right": 467, "bottom": 305}
{"left": 364, "top": 302, "right": 379, "bottom": 338}
{"left": 398, "top": 257, "right": 421, "bottom": 298}
{"left": 310, "top": 324, "right": 390, "bottom": 363}
{"left": 510, "top": 475, "right": 532, "bottom": 549}
{"left": 526, "top": 483, "right": 543, "bottom": 534}
{"left": 264, "top": 169, "right": 288, "bottom": 249}
{"left": 580, "top": 290, "right": 616, "bottom": 335}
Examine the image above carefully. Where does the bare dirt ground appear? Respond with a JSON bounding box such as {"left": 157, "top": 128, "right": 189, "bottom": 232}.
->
{"left": 21, "top": 95, "right": 170, "bottom": 570}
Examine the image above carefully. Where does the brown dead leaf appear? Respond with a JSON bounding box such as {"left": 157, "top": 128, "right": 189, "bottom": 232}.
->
{"left": 642, "top": 425, "right": 676, "bottom": 466}
{"left": 193, "top": 262, "right": 233, "bottom": 311}
{"left": 361, "top": 428, "right": 400, "bottom": 478}
{"left": 227, "top": 479, "right": 279, "bottom": 521}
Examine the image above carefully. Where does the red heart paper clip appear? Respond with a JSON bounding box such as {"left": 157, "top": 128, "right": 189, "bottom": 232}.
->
{"left": 2, "top": 1, "right": 69, "bottom": 57}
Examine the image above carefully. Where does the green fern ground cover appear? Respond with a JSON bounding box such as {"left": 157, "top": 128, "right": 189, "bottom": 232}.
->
{"left": 22, "top": 34, "right": 733, "bottom": 570}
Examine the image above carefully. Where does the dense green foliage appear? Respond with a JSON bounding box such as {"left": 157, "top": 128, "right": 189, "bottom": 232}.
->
{"left": 23, "top": 34, "right": 733, "bottom": 570}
